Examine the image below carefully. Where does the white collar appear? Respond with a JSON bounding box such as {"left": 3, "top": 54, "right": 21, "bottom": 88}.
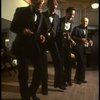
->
{"left": 49, "top": 16, "right": 53, "bottom": 23}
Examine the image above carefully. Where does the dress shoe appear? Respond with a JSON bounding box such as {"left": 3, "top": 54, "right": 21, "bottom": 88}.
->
{"left": 81, "top": 80, "right": 87, "bottom": 83}
{"left": 32, "top": 95, "right": 40, "bottom": 100}
{"left": 21, "top": 98, "right": 30, "bottom": 100}
{"left": 67, "top": 81, "right": 72, "bottom": 86}
{"left": 21, "top": 95, "right": 30, "bottom": 100}
{"left": 42, "top": 91, "right": 48, "bottom": 95}
{"left": 76, "top": 81, "right": 82, "bottom": 84}
{"left": 64, "top": 82, "right": 68, "bottom": 87}
{"left": 54, "top": 85, "right": 66, "bottom": 90}
{"left": 74, "top": 79, "right": 82, "bottom": 85}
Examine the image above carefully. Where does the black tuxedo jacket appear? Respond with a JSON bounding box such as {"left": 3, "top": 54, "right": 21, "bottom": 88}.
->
{"left": 10, "top": 6, "right": 43, "bottom": 57}
{"left": 58, "top": 17, "right": 73, "bottom": 38}
{"left": 41, "top": 11, "right": 60, "bottom": 38}
{"left": 71, "top": 25, "right": 89, "bottom": 46}
{"left": 56, "top": 17, "right": 73, "bottom": 48}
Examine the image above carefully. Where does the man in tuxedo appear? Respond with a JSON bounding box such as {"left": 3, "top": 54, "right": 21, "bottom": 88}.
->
{"left": 71, "top": 17, "right": 93, "bottom": 84}
{"left": 39, "top": 0, "right": 66, "bottom": 94}
{"left": 10, "top": 0, "right": 45, "bottom": 100}
{"left": 56, "top": 7, "right": 76, "bottom": 86}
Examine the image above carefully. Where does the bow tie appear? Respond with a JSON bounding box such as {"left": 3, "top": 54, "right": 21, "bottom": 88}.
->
{"left": 31, "top": 7, "right": 40, "bottom": 15}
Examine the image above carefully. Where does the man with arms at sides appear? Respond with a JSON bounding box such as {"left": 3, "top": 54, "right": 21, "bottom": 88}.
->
{"left": 71, "top": 17, "right": 93, "bottom": 84}
{"left": 56, "top": 7, "right": 76, "bottom": 86}
{"left": 10, "top": 0, "right": 46, "bottom": 100}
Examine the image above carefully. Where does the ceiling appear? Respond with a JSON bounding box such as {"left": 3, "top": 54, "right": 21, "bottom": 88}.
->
{"left": 23, "top": 0, "right": 99, "bottom": 9}
{"left": 58, "top": 0, "right": 99, "bottom": 9}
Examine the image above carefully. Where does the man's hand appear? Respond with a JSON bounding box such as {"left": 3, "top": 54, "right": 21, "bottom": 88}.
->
{"left": 82, "top": 38, "right": 87, "bottom": 43}
{"left": 24, "top": 28, "right": 34, "bottom": 37}
{"left": 39, "top": 35, "right": 45, "bottom": 43}
{"left": 71, "top": 39, "right": 76, "bottom": 47}
{"left": 89, "top": 40, "right": 93, "bottom": 46}
{"left": 81, "top": 38, "right": 89, "bottom": 47}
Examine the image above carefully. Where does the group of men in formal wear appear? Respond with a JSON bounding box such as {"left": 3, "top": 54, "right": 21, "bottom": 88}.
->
{"left": 10, "top": 0, "right": 93, "bottom": 100}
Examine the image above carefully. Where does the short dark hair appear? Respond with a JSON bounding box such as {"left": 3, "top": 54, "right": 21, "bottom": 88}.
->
{"left": 47, "top": 0, "right": 54, "bottom": 8}
{"left": 66, "top": 7, "right": 76, "bottom": 13}
{"left": 47, "top": 0, "right": 58, "bottom": 8}
{"left": 81, "top": 17, "right": 89, "bottom": 22}
{"left": 31, "top": 0, "right": 42, "bottom": 4}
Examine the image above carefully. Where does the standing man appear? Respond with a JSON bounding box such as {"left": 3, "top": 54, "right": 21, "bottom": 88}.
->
{"left": 57, "top": 7, "right": 76, "bottom": 86}
{"left": 10, "top": 0, "right": 45, "bottom": 100}
{"left": 39, "top": 0, "right": 66, "bottom": 94}
{"left": 71, "top": 17, "right": 93, "bottom": 84}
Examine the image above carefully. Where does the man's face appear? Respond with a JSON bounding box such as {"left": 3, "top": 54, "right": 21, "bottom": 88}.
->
{"left": 48, "top": 6, "right": 55, "bottom": 15}
{"left": 81, "top": 18, "right": 89, "bottom": 27}
{"left": 48, "top": 0, "right": 58, "bottom": 15}
{"left": 66, "top": 10, "right": 76, "bottom": 21}
{"left": 31, "top": 0, "right": 45, "bottom": 11}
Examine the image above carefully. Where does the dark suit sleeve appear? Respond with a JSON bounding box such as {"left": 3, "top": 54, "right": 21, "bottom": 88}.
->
{"left": 34, "top": 14, "right": 45, "bottom": 39}
{"left": 40, "top": 13, "right": 48, "bottom": 36}
{"left": 71, "top": 27, "right": 82, "bottom": 42}
{"left": 72, "top": 27, "right": 78, "bottom": 36}
{"left": 53, "top": 15, "right": 59, "bottom": 33}
{"left": 10, "top": 8, "right": 24, "bottom": 35}
{"left": 56, "top": 17, "right": 64, "bottom": 38}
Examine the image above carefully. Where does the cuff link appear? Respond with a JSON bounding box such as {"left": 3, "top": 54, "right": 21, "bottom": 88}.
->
{"left": 64, "top": 36, "right": 67, "bottom": 39}
{"left": 48, "top": 33, "right": 51, "bottom": 36}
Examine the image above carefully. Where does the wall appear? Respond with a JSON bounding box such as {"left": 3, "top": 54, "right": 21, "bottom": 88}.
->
{"left": 1, "top": 0, "right": 99, "bottom": 67}
{"left": 2, "top": 0, "right": 99, "bottom": 26}
{"left": 58, "top": 8, "right": 99, "bottom": 26}
{"left": 56, "top": 4, "right": 99, "bottom": 26}
{"left": 81, "top": 8, "right": 99, "bottom": 26}
{"left": 1, "top": 0, "right": 29, "bottom": 21}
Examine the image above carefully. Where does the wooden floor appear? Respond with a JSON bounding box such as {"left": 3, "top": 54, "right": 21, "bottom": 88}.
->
{"left": 1, "top": 64, "right": 99, "bottom": 100}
